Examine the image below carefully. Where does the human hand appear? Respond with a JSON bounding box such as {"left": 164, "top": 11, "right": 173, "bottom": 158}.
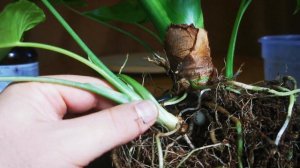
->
{"left": 0, "top": 75, "right": 158, "bottom": 168}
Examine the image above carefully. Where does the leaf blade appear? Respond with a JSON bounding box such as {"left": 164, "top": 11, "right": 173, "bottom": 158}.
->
{"left": 0, "top": 0, "right": 45, "bottom": 59}
{"left": 83, "top": 1, "right": 147, "bottom": 24}
{"left": 0, "top": 0, "right": 45, "bottom": 44}
{"left": 51, "top": 0, "right": 87, "bottom": 7}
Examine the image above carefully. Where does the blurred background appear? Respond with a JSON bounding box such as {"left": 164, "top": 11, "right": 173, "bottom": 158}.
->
{"left": 1, "top": 0, "right": 300, "bottom": 81}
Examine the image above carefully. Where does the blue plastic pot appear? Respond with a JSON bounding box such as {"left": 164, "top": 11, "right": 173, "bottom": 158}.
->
{"left": 259, "top": 35, "right": 300, "bottom": 81}
{"left": 260, "top": 35, "right": 300, "bottom": 103}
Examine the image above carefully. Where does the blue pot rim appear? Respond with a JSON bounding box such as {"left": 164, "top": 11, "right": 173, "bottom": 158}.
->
{"left": 259, "top": 34, "right": 300, "bottom": 45}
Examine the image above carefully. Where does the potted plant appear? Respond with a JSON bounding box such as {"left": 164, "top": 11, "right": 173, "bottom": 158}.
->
{"left": 0, "top": 0, "right": 300, "bottom": 167}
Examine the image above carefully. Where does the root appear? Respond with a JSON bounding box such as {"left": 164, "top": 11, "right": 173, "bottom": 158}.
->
{"left": 113, "top": 77, "right": 300, "bottom": 168}
{"left": 183, "top": 134, "right": 195, "bottom": 149}
{"left": 176, "top": 142, "right": 230, "bottom": 168}
{"left": 274, "top": 86, "right": 296, "bottom": 145}
{"left": 156, "top": 125, "right": 181, "bottom": 168}
{"left": 178, "top": 88, "right": 211, "bottom": 117}
{"left": 164, "top": 135, "right": 183, "bottom": 159}
{"left": 228, "top": 80, "right": 300, "bottom": 97}
{"left": 228, "top": 77, "right": 298, "bottom": 146}
{"left": 209, "top": 127, "right": 220, "bottom": 144}
{"left": 112, "top": 149, "right": 122, "bottom": 168}
{"left": 205, "top": 102, "right": 244, "bottom": 168}
{"left": 147, "top": 52, "right": 170, "bottom": 72}
{"left": 118, "top": 53, "right": 129, "bottom": 74}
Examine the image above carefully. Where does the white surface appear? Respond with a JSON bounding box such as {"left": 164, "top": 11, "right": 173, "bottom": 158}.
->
{"left": 100, "top": 53, "right": 165, "bottom": 74}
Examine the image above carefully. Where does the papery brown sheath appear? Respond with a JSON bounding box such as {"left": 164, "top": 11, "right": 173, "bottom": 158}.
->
{"left": 164, "top": 24, "right": 215, "bottom": 92}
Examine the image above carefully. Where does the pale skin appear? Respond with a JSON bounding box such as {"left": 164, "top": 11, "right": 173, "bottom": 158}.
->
{"left": 0, "top": 75, "right": 158, "bottom": 168}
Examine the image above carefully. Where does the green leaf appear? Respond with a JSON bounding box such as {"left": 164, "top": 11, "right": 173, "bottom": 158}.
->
{"left": 0, "top": 0, "right": 45, "bottom": 59}
{"left": 83, "top": 1, "right": 147, "bottom": 23}
{"left": 50, "top": 0, "right": 87, "bottom": 7}
{"left": 58, "top": 0, "right": 157, "bottom": 49}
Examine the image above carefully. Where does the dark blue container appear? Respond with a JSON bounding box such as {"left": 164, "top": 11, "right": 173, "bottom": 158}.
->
{"left": 260, "top": 35, "right": 300, "bottom": 103}
{"left": 0, "top": 47, "right": 39, "bottom": 92}
{"left": 259, "top": 35, "right": 300, "bottom": 80}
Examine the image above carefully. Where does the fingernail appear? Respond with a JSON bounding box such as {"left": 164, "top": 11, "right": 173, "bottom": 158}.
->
{"left": 135, "top": 100, "right": 158, "bottom": 124}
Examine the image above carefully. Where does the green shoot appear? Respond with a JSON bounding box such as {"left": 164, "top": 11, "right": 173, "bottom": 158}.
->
{"left": 139, "top": 0, "right": 204, "bottom": 39}
{"left": 159, "top": 0, "right": 204, "bottom": 28}
{"left": 226, "top": 0, "right": 252, "bottom": 79}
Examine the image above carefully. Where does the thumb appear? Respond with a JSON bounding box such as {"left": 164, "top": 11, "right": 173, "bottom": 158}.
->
{"left": 55, "top": 100, "right": 158, "bottom": 166}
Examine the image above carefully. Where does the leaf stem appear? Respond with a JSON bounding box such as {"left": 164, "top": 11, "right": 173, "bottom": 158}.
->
{"left": 41, "top": 0, "right": 95, "bottom": 62}
{"left": 118, "top": 74, "right": 179, "bottom": 130}
{"left": 0, "top": 76, "right": 130, "bottom": 104}
{"left": 4, "top": 41, "right": 141, "bottom": 101}
{"left": 2, "top": 42, "right": 100, "bottom": 73}
{"left": 41, "top": 0, "right": 140, "bottom": 100}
